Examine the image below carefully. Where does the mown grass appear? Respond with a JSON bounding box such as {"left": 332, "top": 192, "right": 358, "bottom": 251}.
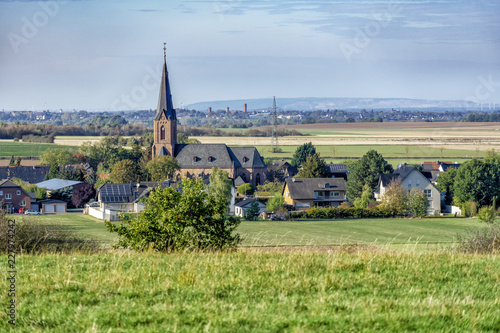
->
{"left": 0, "top": 250, "right": 498, "bottom": 332}
{"left": 0, "top": 141, "right": 78, "bottom": 158}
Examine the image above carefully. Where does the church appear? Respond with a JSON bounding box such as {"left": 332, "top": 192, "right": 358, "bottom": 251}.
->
{"left": 152, "top": 47, "right": 267, "bottom": 186}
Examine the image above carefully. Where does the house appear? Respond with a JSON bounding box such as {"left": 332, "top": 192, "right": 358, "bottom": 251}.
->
{"left": 421, "top": 161, "right": 461, "bottom": 184}
{"left": 89, "top": 181, "right": 178, "bottom": 220}
{"left": 374, "top": 164, "right": 441, "bottom": 215}
{"left": 151, "top": 49, "right": 266, "bottom": 186}
{"left": 234, "top": 198, "right": 267, "bottom": 217}
{"left": 266, "top": 160, "right": 298, "bottom": 182}
{"left": 0, "top": 179, "right": 31, "bottom": 213}
{"left": 282, "top": 178, "right": 347, "bottom": 210}
{"left": 0, "top": 165, "right": 51, "bottom": 184}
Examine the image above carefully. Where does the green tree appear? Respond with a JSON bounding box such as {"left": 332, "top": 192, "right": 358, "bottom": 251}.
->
{"left": 245, "top": 200, "right": 260, "bottom": 220}
{"left": 346, "top": 150, "right": 393, "bottom": 202}
{"left": 109, "top": 159, "right": 140, "bottom": 183}
{"left": 477, "top": 204, "right": 497, "bottom": 223}
{"left": 408, "top": 188, "right": 429, "bottom": 218}
{"left": 380, "top": 178, "right": 408, "bottom": 216}
{"left": 436, "top": 167, "right": 457, "bottom": 205}
{"left": 295, "top": 153, "right": 330, "bottom": 178}
{"left": 40, "top": 148, "right": 75, "bottom": 166}
{"left": 208, "top": 168, "right": 233, "bottom": 209}
{"left": 290, "top": 142, "right": 316, "bottom": 167}
{"left": 145, "top": 156, "right": 181, "bottom": 181}
{"left": 267, "top": 194, "right": 285, "bottom": 211}
{"left": 353, "top": 184, "right": 373, "bottom": 209}
{"left": 106, "top": 177, "right": 241, "bottom": 251}
{"left": 453, "top": 159, "right": 500, "bottom": 207}
{"left": 8, "top": 156, "right": 15, "bottom": 166}
{"left": 177, "top": 133, "right": 201, "bottom": 144}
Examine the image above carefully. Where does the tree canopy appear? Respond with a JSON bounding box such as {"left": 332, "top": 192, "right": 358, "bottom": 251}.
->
{"left": 110, "top": 160, "right": 141, "bottom": 183}
{"left": 145, "top": 156, "right": 181, "bottom": 181}
{"left": 208, "top": 168, "right": 233, "bottom": 209}
{"left": 295, "top": 153, "right": 330, "bottom": 178}
{"left": 346, "top": 150, "right": 393, "bottom": 201}
{"left": 453, "top": 159, "right": 500, "bottom": 207}
{"left": 290, "top": 142, "right": 316, "bottom": 167}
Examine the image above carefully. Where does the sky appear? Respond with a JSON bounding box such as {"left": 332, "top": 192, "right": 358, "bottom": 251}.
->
{"left": 0, "top": 0, "right": 499, "bottom": 111}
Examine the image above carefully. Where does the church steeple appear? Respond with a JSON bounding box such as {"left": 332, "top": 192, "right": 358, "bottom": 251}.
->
{"left": 152, "top": 43, "right": 177, "bottom": 158}
{"left": 154, "top": 43, "right": 176, "bottom": 121}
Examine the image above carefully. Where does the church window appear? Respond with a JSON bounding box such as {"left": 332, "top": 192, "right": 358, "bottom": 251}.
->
{"left": 256, "top": 174, "right": 261, "bottom": 185}
{"left": 160, "top": 126, "right": 165, "bottom": 140}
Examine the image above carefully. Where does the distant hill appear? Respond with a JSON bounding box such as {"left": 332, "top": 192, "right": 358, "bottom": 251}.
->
{"left": 185, "top": 97, "right": 482, "bottom": 112}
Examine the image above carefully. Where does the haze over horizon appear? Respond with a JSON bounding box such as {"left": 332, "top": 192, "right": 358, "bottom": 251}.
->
{"left": 1, "top": 0, "right": 499, "bottom": 111}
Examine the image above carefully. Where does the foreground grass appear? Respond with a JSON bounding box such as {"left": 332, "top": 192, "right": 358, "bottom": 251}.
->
{"left": 0, "top": 250, "right": 498, "bottom": 332}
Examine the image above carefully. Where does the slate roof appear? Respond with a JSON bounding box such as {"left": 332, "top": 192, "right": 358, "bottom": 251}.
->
{"left": 0, "top": 166, "right": 51, "bottom": 184}
{"left": 154, "top": 57, "right": 176, "bottom": 121}
{"left": 175, "top": 144, "right": 234, "bottom": 169}
{"left": 326, "top": 164, "right": 348, "bottom": 172}
{"left": 235, "top": 198, "right": 266, "bottom": 208}
{"left": 234, "top": 175, "right": 246, "bottom": 187}
{"left": 284, "top": 178, "right": 346, "bottom": 200}
{"left": 39, "top": 199, "right": 67, "bottom": 204}
{"left": 0, "top": 180, "right": 21, "bottom": 188}
{"left": 228, "top": 147, "right": 266, "bottom": 168}
{"left": 379, "top": 165, "right": 416, "bottom": 187}
{"left": 35, "top": 179, "right": 83, "bottom": 191}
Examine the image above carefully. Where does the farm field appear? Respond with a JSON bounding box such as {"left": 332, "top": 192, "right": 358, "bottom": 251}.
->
{"left": 0, "top": 141, "right": 78, "bottom": 159}
{"left": 1, "top": 250, "right": 498, "bottom": 331}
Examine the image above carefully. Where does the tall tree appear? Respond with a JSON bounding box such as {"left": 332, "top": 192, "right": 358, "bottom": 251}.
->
{"left": 436, "top": 167, "right": 458, "bottom": 205}
{"left": 109, "top": 159, "right": 140, "bottom": 183}
{"left": 295, "top": 153, "right": 330, "bottom": 178}
{"left": 71, "top": 184, "right": 96, "bottom": 208}
{"left": 145, "top": 156, "right": 181, "bottom": 181}
{"left": 207, "top": 168, "right": 233, "bottom": 209}
{"left": 290, "top": 142, "right": 316, "bottom": 167}
{"left": 346, "top": 150, "right": 393, "bottom": 201}
{"left": 453, "top": 159, "right": 500, "bottom": 207}
{"left": 380, "top": 178, "right": 408, "bottom": 216}
{"left": 408, "top": 188, "right": 429, "bottom": 218}
{"left": 353, "top": 184, "right": 373, "bottom": 208}
{"left": 40, "top": 148, "right": 75, "bottom": 166}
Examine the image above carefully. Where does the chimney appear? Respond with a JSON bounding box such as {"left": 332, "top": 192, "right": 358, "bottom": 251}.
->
{"left": 226, "top": 107, "right": 230, "bottom": 113}
{"left": 244, "top": 103, "right": 247, "bottom": 113}
{"left": 207, "top": 107, "right": 212, "bottom": 114}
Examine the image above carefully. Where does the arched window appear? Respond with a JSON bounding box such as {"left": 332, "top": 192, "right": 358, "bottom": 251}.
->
{"left": 160, "top": 126, "right": 165, "bottom": 140}
{"left": 255, "top": 173, "right": 261, "bottom": 185}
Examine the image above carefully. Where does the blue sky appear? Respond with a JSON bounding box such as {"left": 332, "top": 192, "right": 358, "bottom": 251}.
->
{"left": 0, "top": 0, "right": 499, "bottom": 111}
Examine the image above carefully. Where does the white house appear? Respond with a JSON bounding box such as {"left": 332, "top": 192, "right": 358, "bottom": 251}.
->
{"left": 374, "top": 165, "right": 441, "bottom": 215}
{"left": 234, "top": 199, "right": 267, "bottom": 217}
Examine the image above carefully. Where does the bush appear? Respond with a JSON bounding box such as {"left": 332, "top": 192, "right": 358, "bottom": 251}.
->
{"left": 106, "top": 178, "right": 241, "bottom": 252}
{"left": 0, "top": 212, "right": 100, "bottom": 254}
{"left": 237, "top": 183, "right": 255, "bottom": 196}
{"left": 477, "top": 204, "right": 497, "bottom": 223}
{"left": 456, "top": 224, "right": 500, "bottom": 253}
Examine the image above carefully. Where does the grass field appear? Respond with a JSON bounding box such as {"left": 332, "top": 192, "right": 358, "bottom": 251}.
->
{"left": 1, "top": 250, "right": 498, "bottom": 331}
{"left": 0, "top": 141, "right": 78, "bottom": 158}
{"left": 22, "top": 214, "right": 482, "bottom": 249}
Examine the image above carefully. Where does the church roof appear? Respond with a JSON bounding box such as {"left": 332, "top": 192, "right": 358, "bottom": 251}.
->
{"left": 174, "top": 144, "right": 266, "bottom": 169}
{"left": 154, "top": 53, "right": 176, "bottom": 121}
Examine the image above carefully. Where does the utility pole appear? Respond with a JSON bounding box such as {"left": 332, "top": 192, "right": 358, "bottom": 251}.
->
{"left": 271, "top": 96, "right": 279, "bottom": 152}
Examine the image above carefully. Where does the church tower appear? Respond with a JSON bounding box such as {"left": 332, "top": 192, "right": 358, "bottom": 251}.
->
{"left": 152, "top": 43, "right": 177, "bottom": 158}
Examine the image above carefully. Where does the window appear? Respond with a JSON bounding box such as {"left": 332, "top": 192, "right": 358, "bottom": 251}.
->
{"left": 160, "top": 125, "right": 165, "bottom": 140}
{"left": 407, "top": 180, "right": 412, "bottom": 189}
{"left": 416, "top": 179, "right": 420, "bottom": 187}
{"left": 333, "top": 192, "right": 340, "bottom": 197}
{"left": 16, "top": 190, "right": 21, "bottom": 195}
{"left": 6, "top": 193, "right": 12, "bottom": 199}
{"left": 0, "top": 191, "right": 3, "bottom": 196}
{"left": 424, "top": 189, "right": 432, "bottom": 198}
{"left": 20, "top": 201, "right": 26, "bottom": 206}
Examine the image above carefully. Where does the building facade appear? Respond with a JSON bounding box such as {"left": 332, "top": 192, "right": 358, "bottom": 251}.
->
{"left": 0, "top": 180, "right": 31, "bottom": 213}
{"left": 282, "top": 178, "right": 347, "bottom": 210}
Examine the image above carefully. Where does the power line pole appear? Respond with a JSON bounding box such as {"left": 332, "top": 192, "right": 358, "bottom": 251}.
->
{"left": 271, "top": 96, "right": 279, "bottom": 152}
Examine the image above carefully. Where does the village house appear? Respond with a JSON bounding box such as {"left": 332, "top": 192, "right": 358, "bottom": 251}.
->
{"left": 0, "top": 179, "right": 31, "bottom": 213}
{"left": 374, "top": 164, "right": 441, "bottom": 215}
{"left": 234, "top": 198, "right": 267, "bottom": 217}
{"left": 282, "top": 178, "right": 347, "bottom": 210}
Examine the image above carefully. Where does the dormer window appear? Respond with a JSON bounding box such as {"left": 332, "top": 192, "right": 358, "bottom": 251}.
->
{"left": 193, "top": 156, "right": 198, "bottom": 162}
{"left": 208, "top": 156, "right": 214, "bottom": 162}
{"left": 242, "top": 156, "right": 249, "bottom": 163}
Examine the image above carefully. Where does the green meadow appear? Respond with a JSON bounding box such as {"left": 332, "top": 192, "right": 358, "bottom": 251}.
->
{"left": 0, "top": 141, "right": 78, "bottom": 158}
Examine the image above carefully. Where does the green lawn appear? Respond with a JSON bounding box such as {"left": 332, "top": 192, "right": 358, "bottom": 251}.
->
{"left": 0, "top": 141, "right": 78, "bottom": 157}
{"left": 27, "top": 214, "right": 482, "bottom": 249}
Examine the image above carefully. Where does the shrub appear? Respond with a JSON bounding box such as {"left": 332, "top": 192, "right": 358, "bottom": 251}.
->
{"left": 460, "top": 201, "right": 477, "bottom": 217}
{"left": 456, "top": 224, "right": 500, "bottom": 253}
{"left": 0, "top": 212, "right": 100, "bottom": 254}
{"left": 237, "top": 183, "right": 255, "bottom": 196}
{"left": 477, "top": 204, "right": 497, "bottom": 223}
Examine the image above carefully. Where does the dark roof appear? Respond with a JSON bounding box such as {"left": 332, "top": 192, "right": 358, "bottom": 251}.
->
{"left": 0, "top": 166, "right": 50, "bottom": 184}
{"left": 235, "top": 198, "right": 266, "bottom": 208}
{"left": 99, "top": 182, "right": 179, "bottom": 204}
{"left": 228, "top": 147, "right": 266, "bottom": 168}
{"left": 154, "top": 57, "right": 176, "bottom": 121}
{"left": 234, "top": 176, "right": 246, "bottom": 187}
{"left": 158, "top": 147, "right": 169, "bottom": 156}
{"left": 175, "top": 144, "right": 234, "bottom": 169}
{"left": 284, "top": 178, "right": 346, "bottom": 200}
{"left": 326, "top": 164, "right": 348, "bottom": 172}
{"left": 0, "top": 179, "right": 21, "bottom": 187}
{"left": 39, "top": 199, "right": 67, "bottom": 204}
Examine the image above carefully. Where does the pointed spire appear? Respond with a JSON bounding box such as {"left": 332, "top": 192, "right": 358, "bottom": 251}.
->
{"left": 155, "top": 43, "right": 176, "bottom": 121}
